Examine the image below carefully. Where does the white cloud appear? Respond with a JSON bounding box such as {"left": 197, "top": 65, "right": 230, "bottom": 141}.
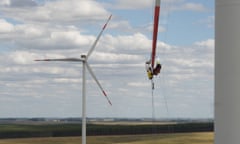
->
{"left": 42, "top": 0, "right": 109, "bottom": 21}
{"left": 0, "top": 22, "right": 95, "bottom": 50}
{"left": 53, "top": 78, "right": 80, "bottom": 83}
{"left": 179, "top": 3, "right": 207, "bottom": 12}
{"left": 146, "top": 22, "right": 166, "bottom": 33}
{"left": 9, "top": 0, "right": 37, "bottom": 7}
{"left": 0, "top": 0, "right": 214, "bottom": 118}
{"left": 48, "top": 31, "right": 94, "bottom": 48}
{"left": 112, "top": 0, "right": 207, "bottom": 12}
{"left": 1, "top": 0, "right": 110, "bottom": 23}
{"left": 108, "top": 20, "right": 133, "bottom": 32}
{"left": 9, "top": 51, "right": 38, "bottom": 64}
{"left": 164, "top": 1, "right": 208, "bottom": 13}
{"left": 128, "top": 82, "right": 149, "bottom": 87}
{"left": 195, "top": 39, "right": 214, "bottom": 48}
{"left": 16, "top": 25, "right": 45, "bottom": 38}
{"left": 0, "top": 23, "right": 49, "bottom": 42}
{"left": 101, "top": 33, "right": 151, "bottom": 53}
{"left": 0, "top": 19, "right": 14, "bottom": 33}
{"left": 114, "top": 0, "right": 151, "bottom": 9}
{"left": 32, "top": 66, "right": 79, "bottom": 76}
{"left": 0, "top": 0, "right": 10, "bottom": 6}
{"left": 91, "top": 52, "right": 143, "bottom": 64}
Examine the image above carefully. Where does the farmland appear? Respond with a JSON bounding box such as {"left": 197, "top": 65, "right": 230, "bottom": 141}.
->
{"left": 0, "top": 122, "right": 213, "bottom": 139}
{"left": 0, "top": 119, "right": 214, "bottom": 143}
{"left": 0, "top": 132, "right": 213, "bottom": 144}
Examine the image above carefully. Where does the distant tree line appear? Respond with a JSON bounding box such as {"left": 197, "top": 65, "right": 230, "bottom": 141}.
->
{"left": 87, "top": 122, "right": 213, "bottom": 136}
{"left": 0, "top": 122, "right": 213, "bottom": 139}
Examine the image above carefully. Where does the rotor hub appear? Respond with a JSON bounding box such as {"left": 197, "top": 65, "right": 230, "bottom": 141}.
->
{"left": 81, "top": 55, "right": 87, "bottom": 60}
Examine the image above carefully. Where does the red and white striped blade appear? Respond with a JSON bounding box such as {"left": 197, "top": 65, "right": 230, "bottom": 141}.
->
{"left": 85, "top": 62, "right": 112, "bottom": 106}
{"left": 151, "top": 0, "right": 161, "bottom": 68}
{"left": 87, "top": 14, "right": 112, "bottom": 59}
{"left": 35, "top": 58, "right": 84, "bottom": 62}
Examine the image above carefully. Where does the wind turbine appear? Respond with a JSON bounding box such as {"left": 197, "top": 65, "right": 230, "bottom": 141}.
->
{"left": 35, "top": 15, "right": 112, "bottom": 144}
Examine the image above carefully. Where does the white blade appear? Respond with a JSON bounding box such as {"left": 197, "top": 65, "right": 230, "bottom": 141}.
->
{"left": 86, "top": 62, "right": 112, "bottom": 106}
{"left": 87, "top": 14, "right": 112, "bottom": 59}
{"left": 35, "top": 58, "right": 84, "bottom": 62}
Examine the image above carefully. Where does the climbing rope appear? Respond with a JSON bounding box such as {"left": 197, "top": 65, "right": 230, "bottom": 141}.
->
{"left": 151, "top": 79, "right": 155, "bottom": 121}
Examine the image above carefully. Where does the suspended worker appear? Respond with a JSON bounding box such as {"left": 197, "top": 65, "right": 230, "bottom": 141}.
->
{"left": 145, "top": 60, "right": 162, "bottom": 80}
{"left": 145, "top": 0, "right": 162, "bottom": 80}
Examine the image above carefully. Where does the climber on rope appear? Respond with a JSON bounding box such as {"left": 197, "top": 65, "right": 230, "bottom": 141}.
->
{"left": 145, "top": 59, "right": 162, "bottom": 80}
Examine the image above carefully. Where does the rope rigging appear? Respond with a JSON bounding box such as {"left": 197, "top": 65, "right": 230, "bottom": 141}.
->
{"left": 146, "top": 0, "right": 175, "bottom": 138}
{"left": 146, "top": 0, "right": 171, "bottom": 125}
{"left": 145, "top": 0, "right": 161, "bottom": 122}
{"left": 151, "top": 79, "right": 155, "bottom": 120}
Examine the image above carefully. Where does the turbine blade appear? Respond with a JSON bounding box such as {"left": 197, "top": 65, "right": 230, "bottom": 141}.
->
{"left": 151, "top": 0, "right": 161, "bottom": 68}
{"left": 86, "top": 62, "right": 112, "bottom": 106}
{"left": 87, "top": 14, "right": 112, "bottom": 59}
{"left": 35, "top": 58, "right": 84, "bottom": 62}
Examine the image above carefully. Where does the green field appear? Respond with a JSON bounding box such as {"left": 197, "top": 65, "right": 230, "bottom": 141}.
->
{"left": 0, "top": 132, "right": 213, "bottom": 144}
{"left": 0, "top": 122, "right": 213, "bottom": 139}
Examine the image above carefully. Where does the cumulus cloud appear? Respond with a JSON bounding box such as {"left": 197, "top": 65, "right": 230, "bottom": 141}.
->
{"left": 178, "top": 3, "right": 207, "bottom": 12}
{"left": 43, "top": 31, "right": 94, "bottom": 50}
{"left": 53, "top": 78, "right": 80, "bottom": 83}
{"left": 114, "top": 0, "right": 152, "bottom": 9}
{"left": 91, "top": 52, "right": 143, "bottom": 64}
{"left": 166, "top": 39, "right": 214, "bottom": 83}
{"left": 9, "top": 51, "right": 39, "bottom": 64}
{"left": 1, "top": 0, "right": 110, "bottom": 23}
{"left": 0, "top": 0, "right": 10, "bottom": 6}
{"left": 194, "top": 39, "right": 214, "bottom": 48}
{"left": 108, "top": 20, "right": 133, "bottom": 33}
{"left": 0, "top": 19, "right": 14, "bottom": 33}
{"left": 0, "top": 22, "right": 96, "bottom": 50}
{"left": 42, "top": 0, "right": 109, "bottom": 21}
{"left": 160, "top": 1, "right": 208, "bottom": 13}
{"left": 0, "top": 0, "right": 214, "bottom": 118}
{"left": 109, "top": 0, "right": 208, "bottom": 14}
{"left": 9, "top": 0, "right": 37, "bottom": 7}
{"left": 128, "top": 82, "right": 149, "bottom": 87}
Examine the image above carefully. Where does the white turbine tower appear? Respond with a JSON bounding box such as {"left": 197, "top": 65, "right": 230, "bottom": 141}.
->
{"left": 35, "top": 15, "right": 112, "bottom": 144}
{"left": 216, "top": 0, "right": 240, "bottom": 143}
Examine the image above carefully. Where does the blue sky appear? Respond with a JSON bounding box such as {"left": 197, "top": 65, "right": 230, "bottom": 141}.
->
{"left": 0, "top": 0, "right": 214, "bottom": 119}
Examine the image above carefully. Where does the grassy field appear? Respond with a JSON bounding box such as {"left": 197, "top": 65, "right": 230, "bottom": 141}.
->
{"left": 0, "top": 122, "right": 213, "bottom": 138}
{"left": 0, "top": 132, "right": 213, "bottom": 144}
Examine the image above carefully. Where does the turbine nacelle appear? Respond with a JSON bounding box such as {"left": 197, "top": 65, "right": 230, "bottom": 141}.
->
{"left": 81, "top": 54, "right": 87, "bottom": 59}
